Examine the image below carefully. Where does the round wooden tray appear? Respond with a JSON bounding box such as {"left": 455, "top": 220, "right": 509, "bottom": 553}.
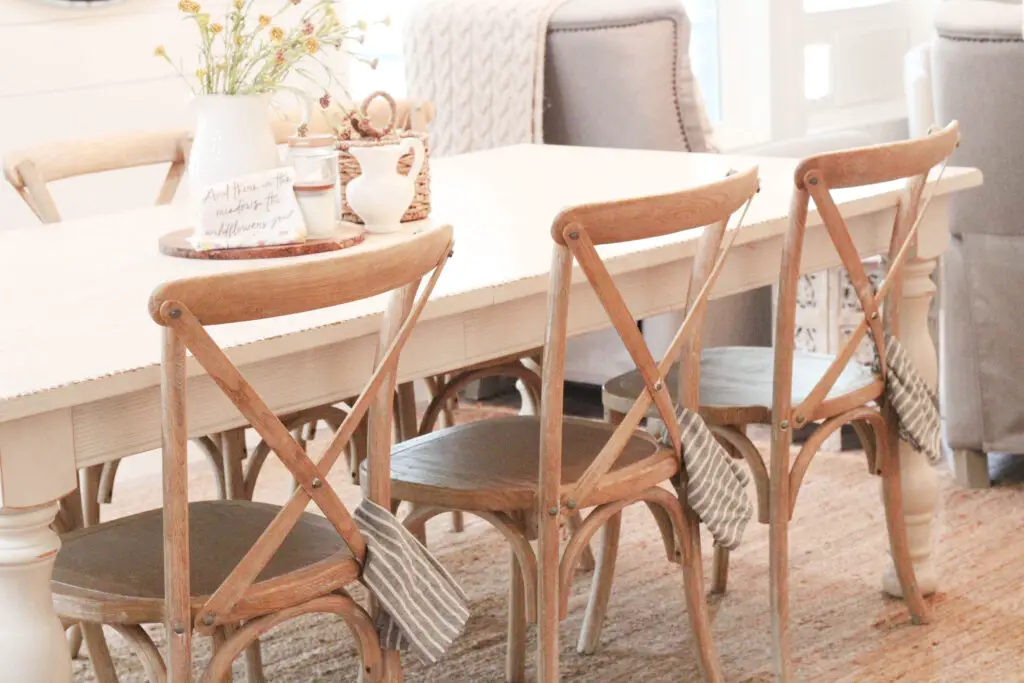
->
{"left": 159, "top": 224, "right": 365, "bottom": 260}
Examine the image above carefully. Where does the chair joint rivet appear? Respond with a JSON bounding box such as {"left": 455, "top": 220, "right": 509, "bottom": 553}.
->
{"left": 172, "top": 623, "right": 186, "bottom": 635}
{"left": 568, "top": 231, "right": 579, "bottom": 240}
{"left": 547, "top": 506, "right": 559, "bottom": 516}
{"left": 202, "top": 615, "right": 215, "bottom": 626}
{"left": 168, "top": 308, "right": 181, "bottom": 319}
{"left": 311, "top": 477, "right": 323, "bottom": 490}
{"left": 653, "top": 380, "right": 663, "bottom": 391}
{"left": 795, "top": 415, "right": 805, "bottom": 425}
{"left": 448, "top": 249, "right": 454, "bottom": 258}
{"left": 780, "top": 420, "right": 790, "bottom": 430}
{"left": 871, "top": 311, "right": 879, "bottom": 320}
{"left": 808, "top": 177, "right": 819, "bottom": 185}
{"left": 566, "top": 499, "right": 577, "bottom": 510}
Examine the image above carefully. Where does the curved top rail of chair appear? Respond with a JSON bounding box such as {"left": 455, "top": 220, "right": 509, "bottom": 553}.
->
{"left": 149, "top": 224, "right": 454, "bottom": 326}
{"left": 794, "top": 120, "right": 959, "bottom": 190}
{"left": 3, "top": 129, "right": 190, "bottom": 189}
{"left": 550, "top": 164, "right": 759, "bottom": 245}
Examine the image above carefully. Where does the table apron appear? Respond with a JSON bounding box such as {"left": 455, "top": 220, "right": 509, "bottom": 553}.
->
{"left": 2, "top": 205, "right": 947, "bottom": 483}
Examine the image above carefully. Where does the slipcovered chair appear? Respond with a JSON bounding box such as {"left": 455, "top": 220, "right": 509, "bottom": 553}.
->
{"left": 922, "top": 0, "right": 1024, "bottom": 487}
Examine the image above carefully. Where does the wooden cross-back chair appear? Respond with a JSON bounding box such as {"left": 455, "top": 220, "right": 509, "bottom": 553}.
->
{"left": 597, "top": 122, "right": 959, "bottom": 682}
{"left": 50, "top": 224, "right": 454, "bottom": 683}
{"left": 2, "top": 97, "right": 437, "bottom": 512}
{"left": 388, "top": 167, "right": 759, "bottom": 683}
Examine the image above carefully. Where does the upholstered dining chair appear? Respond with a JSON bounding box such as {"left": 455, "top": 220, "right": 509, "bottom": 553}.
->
{"left": 51, "top": 224, "right": 456, "bottom": 682}
{"left": 376, "top": 168, "right": 760, "bottom": 682}
{"left": 599, "top": 123, "right": 959, "bottom": 680}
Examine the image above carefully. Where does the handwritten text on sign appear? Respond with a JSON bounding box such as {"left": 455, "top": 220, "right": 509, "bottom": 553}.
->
{"left": 190, "top": 167, "right": 307, "bottom": 250}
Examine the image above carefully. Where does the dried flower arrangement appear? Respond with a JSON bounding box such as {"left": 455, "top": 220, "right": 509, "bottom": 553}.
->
{"left": 154, "top": 0, "right": 387, "bottom": 98}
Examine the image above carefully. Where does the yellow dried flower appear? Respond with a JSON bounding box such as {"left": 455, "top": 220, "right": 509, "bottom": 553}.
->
{"left": 269, "top": 27, "right": 285, "bottom": 43}
{"left": 234, "top": 35, "right": 244, "bottom": 46}
{"left": 258, "top": 15, "right": 271, "bottom": 28}
{"left": 154, "top": 45, "right": 167, "bottom": 57}
{"left": 233, "top": 0, "right": 244, "bottom": 8}
{"left": 196, "top": 68, "right": 207, "bottom": 79}
{"left": 210, "top": 23, "right": 224, "bottom": 34}
{"left": 305, "top": 36, "right": 320, "bottom": 55}
{"left": 196, "top": 13, "right": 210, "bottom": 27}
{"left": 178, "top": 0, "right": 200, "bottom": 14}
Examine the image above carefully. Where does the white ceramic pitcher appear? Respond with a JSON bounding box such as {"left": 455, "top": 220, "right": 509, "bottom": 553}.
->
{"left": 346, "top": 137, "right": 425, "bottom": 234}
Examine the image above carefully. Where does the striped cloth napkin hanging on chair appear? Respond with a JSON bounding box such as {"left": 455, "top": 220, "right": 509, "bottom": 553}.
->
{"left": 353, "top": 499, "right": 470, "bottom": 664}
{"left": 657, "top": 406, "right": 753, "bottom": 550}
{"left": 875, "top": 334, "right": 942, "bottom": 465}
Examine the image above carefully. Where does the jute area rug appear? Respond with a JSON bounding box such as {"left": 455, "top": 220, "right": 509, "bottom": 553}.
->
{"left": 71, "top": 408, "right": 1024, "bottom": 682}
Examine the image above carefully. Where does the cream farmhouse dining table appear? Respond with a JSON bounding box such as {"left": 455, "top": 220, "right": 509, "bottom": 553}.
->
{"left": 0, "top": 144, "right": 981, "bottom": 680}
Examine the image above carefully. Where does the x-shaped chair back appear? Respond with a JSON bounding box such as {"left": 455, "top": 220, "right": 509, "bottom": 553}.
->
{"left": 149, "top": 225, "right": 454, "bottom": 670}
{"left": 775, "top": 121, "right": 959, "bottom": 427}
{"left": 540, "top": 167, "right": 760, "bottom": 511}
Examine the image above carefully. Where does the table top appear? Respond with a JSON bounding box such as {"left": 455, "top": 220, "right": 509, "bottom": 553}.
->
{"left": 0, "top": 144, "right": 982, "bottom": 422}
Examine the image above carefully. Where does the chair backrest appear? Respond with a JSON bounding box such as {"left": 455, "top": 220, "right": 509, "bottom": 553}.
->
{"left": 3, "top": 98, "right": 436, "bottom": 224}
{"left": 540, "top": 167, "right": 759, "bottom": 511}
{"left": 150, "top": 225, "right": 454, "bottom": 664}
{"left": 774, "top": 121, "right": 959, "bottom": 428}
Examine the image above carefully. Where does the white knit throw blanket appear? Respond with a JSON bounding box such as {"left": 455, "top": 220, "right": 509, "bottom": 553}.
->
{"left": 403, "top": 0, "right": 567, "bottom": 157}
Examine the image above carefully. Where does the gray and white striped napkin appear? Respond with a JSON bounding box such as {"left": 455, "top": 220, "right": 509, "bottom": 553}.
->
{"left": 353, "top": 500, "right": 470, "bottom": 664}
{"left": 658, "top": 407, "right": 753, "bottom": 550}
{"left": 875, "top": 334, "right": 942, "bottom": 464}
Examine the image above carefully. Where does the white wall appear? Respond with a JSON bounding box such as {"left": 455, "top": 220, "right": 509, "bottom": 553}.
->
{"left": 0, "top": 0, "right": 351, "bottom": 228}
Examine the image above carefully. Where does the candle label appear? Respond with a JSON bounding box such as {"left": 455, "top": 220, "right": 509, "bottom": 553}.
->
{"left": 190, "top": 167, "right": 307, "bottom": 250}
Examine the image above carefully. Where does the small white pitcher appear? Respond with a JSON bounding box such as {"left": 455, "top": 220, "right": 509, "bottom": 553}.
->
{"left": 346, "top": 137, "right": 425, "bottom": 234}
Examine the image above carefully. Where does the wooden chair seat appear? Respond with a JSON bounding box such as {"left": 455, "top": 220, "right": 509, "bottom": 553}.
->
{"left": 376, "top": 415, "right": 678, "bottom": 512}
{"left": 603, "top": 346, "right": 883, "bottom": 425}
{"left": 52, "top": 500, "right": 358, "bottom": 625}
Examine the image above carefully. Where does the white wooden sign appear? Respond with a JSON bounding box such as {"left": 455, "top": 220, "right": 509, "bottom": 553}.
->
{"left": 190, "top": 167, "right": 307, "bottom": 250}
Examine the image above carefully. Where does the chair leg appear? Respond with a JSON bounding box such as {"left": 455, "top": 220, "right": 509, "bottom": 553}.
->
{"left": 710, "top": 546, "right": 729, "bottom": 595}
{"left": 678, "top": 508, "right": 724, "bottom": 683}
{"left": 568, "top": 513, "right": 595, "bottom": 572}
{"left": 244, "top": 637, "right": 267, "bottom": 683}
{"left": 220, "top": 428, "right": 248, "bottom": 501}
{"left": 99, "top": 459, "right": 121, "bottom": 504}
{"left": 881, "top": 424, "right": 933, "bottom": 625}
{"left": 82, "top": 623, "right": 119, "bottom": 683}
{"left": 67, "top": 623, "right": 84, "bottom": 660}
{"left": 211, "top": 627, "right": 231, "bottom": 683}
{"left": 81, "top": 465, "right": 103, "bottom": 527}
{"left": 769, "top": 425, "right": 792, "bottom": 682}
{"left": 577, "top": 510, "right": 621, "bottom": 654}
{"left": 506, "top": 550, "right": 527, "bottom": 683}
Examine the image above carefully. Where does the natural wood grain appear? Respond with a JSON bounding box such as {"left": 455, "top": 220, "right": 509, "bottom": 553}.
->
{"left": 794, "top": 121, "right": 958, "bottom": 190}
{"left": 537, "top": 243, "right": 573, "bottom": 683}
{"left": 150, "top": 225, "right": 453, "bottom": 326}
{"left": 158, "top": 225, "right": 365, "bottom": 261}
{"left": 550, "top": 165, "right": 758, "bottom": 246}
{"left": 50, "top": 223, "right": 451, "bottom": 682}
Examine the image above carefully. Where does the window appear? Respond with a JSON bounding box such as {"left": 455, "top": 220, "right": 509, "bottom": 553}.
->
{"left": 347, "top": 0, "right": 410, "bottom": 99}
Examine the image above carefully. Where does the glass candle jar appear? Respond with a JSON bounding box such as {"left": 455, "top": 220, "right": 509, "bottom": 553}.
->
{"left": 287, "top": 134, "right": 340, "bottom": 239}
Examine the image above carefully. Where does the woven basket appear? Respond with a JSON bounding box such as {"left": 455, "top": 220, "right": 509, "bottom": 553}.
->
{"left": 336, "top": 91, "right": 431, "bottom": 224}
{"left": 338, "top": 132, "right": 431, "bottom": 224}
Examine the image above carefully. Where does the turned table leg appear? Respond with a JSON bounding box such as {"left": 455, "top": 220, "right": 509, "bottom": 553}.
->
{"left": 883, "top": 258, "right": 940, "bottom": 598}
{"left": 0, "top": 503, "right": 72, "bottom": 682}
